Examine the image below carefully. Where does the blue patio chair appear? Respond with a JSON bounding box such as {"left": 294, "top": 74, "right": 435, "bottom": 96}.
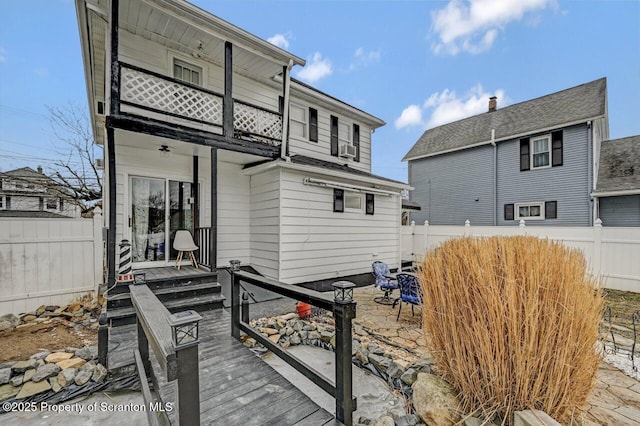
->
{"left": 393, "top": 273, "right": 423, "bottom": 320}
{"left": 372, "top": 261, "right": 398, "bottom": 305}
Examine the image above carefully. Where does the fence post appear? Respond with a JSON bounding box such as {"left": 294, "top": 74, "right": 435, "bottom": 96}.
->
{"left": 410, "top": 220, "right": 416, "bottom": 263}
{"left": 93, "top": 207, "right": 103, "bottom": 294}
{"left": 333, "top": 282, "right": 356, "bottom": 426}
{"left": 519, "top": 219, "right": 526, "bottom": 233}
{"left": 423, "top": 220, "right": 429, "bottom": 253}
{"left": 464, "top": 219, "right": 471, "bottom": 237}
{"left": 98, "top": 312, "right": 108, "bottom": 368}
{"left": 593, "top": 218, "right": 603, "bottom": 276}
{"left": 176, "top": 344, "right": 200, "bottom": 426}
{"left": 231, "top": 271, "right": 240, "bottom": 340}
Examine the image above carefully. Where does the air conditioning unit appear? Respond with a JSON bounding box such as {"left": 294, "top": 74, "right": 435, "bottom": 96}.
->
{"left": 339, "top": 143, "right": 356, "bottom": 159}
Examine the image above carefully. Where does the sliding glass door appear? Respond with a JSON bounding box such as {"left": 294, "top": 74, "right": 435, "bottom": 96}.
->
{"left": 131, "top": 177, "right": 194, "bottom": 266}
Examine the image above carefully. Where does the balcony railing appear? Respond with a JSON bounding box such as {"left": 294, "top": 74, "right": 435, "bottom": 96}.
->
{"left": 119, "top": 62, "right": 282, "bottom": 144}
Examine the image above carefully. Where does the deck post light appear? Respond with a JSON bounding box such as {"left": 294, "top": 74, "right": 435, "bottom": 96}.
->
{"left": 168, "top": 310, "right": 202, "bottom": 349}
{"left": 332, "top": 281, "right": 355, "bottom": 304}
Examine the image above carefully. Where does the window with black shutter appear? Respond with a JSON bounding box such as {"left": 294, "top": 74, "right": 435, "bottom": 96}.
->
{"left": 365, "top": 193, "right": 374, "bottom": 215}
{"left": 330, "top": 115, "right": 339, "bottom": 156}
{"left": 353, "top": 124, "right": 360, "bottom": 162}
{"left": 309, "top": 108, "right": 318, "bottom": 142}
{"left": 520, "top": 139, "right": 530, "bottom": 171}
{"left": 545, "top": 201, "right": 557, "bottom": 219}
{"left": 552, "top": 131, "right": 563, "bottom": 166}
{"left": 333, "top": 189, "right": 344, "bottom": 212}
{"left": 504, "top": 203, "right": 514, "bottom": 220}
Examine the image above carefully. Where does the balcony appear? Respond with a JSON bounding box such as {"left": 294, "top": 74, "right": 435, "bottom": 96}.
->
{"left": 119, "top": 62, "right": 282, "bottom": 146}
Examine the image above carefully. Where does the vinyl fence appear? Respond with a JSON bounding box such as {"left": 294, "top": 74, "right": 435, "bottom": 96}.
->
{"left": 0, "top": 208, "right": 103, "bottom": 315}
{"left": 402, "top": 219, "right": 640, "bottom": 292}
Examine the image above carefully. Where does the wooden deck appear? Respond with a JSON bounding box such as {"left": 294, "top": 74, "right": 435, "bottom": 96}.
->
{"left": 108, "top": 309, "right": 335, "bottom": 425}
{"left": 135, "top": 265, "right": 215, "bottom": 281}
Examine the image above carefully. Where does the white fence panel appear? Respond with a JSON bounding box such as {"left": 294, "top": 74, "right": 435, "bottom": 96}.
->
{"left": 0, "top": 209, "right": 103, "bottom": 315}
{"left": 403, "top": 220, "right": 640, "bottom": 292}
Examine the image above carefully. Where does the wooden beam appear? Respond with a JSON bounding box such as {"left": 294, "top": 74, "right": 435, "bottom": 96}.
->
{"left": 193, "top": 155, "right": 199, "bottom": 230}
{"left": 224, "top": 41, "right": 233, "bottom": 138}
{"left": 109, "top": 0, "right": 120, "bottom": 115}
{"left": 210, "top": 148, "right": 217, "bottom": 270}
{"left": 106, "top": 127, "right": 117, "bottom": 288}
{"left": 106, "top": 114, "right": 280, "bottom": 158}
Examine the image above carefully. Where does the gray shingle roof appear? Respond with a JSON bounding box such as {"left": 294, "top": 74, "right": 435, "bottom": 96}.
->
{"left": 403, "top": 78, "right": 607, "bottom": 161}
{"left": 595, "top": 135, "right": 640, "bottom": 193}
{"left": 289, "top": 155, "right": 407, "bottom": 186}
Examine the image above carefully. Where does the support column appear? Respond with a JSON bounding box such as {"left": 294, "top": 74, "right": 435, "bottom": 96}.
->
{"left": 106, "top": 127, "right": 117, "bottom": 287}
{"left": 334, "top": 300, "right": 356, "bottom": 425}
{"left": 223, "top": 42, "right": 233, "bottom": 138}
{"left": 210, "top": 148, "right": 217, "bottom": 269}
{"left": 193, "top": 155, "right": 199, "bottom": 231}
{"left": 109, "top": 0, "right": 120, "bottom": 116}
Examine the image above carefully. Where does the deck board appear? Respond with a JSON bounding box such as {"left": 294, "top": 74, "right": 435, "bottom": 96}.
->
{"left": 110, "top": 308, "right": 333, "bottom": 425}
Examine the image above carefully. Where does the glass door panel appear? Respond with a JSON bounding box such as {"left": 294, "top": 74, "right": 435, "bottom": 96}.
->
{"left": 131, "top": 177, "right": 166, "bottom": 262}
{"left": 168, "top": 180, "right": 193, "bottom": 260}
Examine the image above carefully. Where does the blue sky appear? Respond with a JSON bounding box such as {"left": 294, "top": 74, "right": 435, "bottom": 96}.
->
{"left": 1, "top": 0, "right": 639, "bottom": 183}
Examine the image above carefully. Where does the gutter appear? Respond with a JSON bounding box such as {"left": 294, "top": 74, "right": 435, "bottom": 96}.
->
{"left": 591, "top": 189, "right": 640, "bottom": 197}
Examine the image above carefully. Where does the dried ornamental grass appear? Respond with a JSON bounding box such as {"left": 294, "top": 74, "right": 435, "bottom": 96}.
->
{"left": 418, "top": 236, "right": 603, "bottom": 424}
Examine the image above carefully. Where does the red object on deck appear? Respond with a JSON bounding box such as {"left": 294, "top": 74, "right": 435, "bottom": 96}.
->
{"left": 296, "top": 302, "right": 312, "bottom": 319}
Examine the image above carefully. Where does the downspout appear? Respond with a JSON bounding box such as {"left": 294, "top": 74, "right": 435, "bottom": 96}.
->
{"left": 280, "top": 60, "right": 293, "bottom": 160}
{"left": 587, "top": 120, "right": 594, "bottom": 224}
{"left": 491, "top": 129, "right": 497, "bottom": 226}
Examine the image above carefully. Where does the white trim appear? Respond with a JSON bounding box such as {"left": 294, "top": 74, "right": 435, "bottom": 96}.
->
{"left": 403, "top": 115, "right": 606, "bottom": 162}
{"left": 592, "top": 189, "right": 640, "bottom": 197}
{"left": 515, "top": 201, "right": 545, "bottom": 220}
{"left": 303, "top": 177, "right": 396, "bottom": 196}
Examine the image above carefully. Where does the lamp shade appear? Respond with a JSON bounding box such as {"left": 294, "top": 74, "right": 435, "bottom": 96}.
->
{"left": 173, "top": 230, "right": 198, "bottom": 251}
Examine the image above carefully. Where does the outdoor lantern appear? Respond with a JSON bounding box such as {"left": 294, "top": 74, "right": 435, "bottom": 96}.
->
{"left": 229, "top": 259, "right": 241, "bottom": 271}
{"left": 168, "top": 310, "right": 202, "bottom": 349}
{"left": 133, "top": 270, "right": 146, "bottom": 285}
{"left": 332, "top": 281, "right": 355, "bottom": 304}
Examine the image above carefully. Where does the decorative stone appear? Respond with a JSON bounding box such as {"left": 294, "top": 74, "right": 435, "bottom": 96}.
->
{"left": 355, "top": 348, "right": 369, "bottom": 364}
{"left": 290, "top": 334, "right": 301, "bottom": 345}
{"left": 299, "top": 330, "right": 308, "bottom": 340}
{"left": 30, "top": 351, "right": 51, "bottom": 361}
{"left": 16, "top": 380, "right": 51, "bottom": 399}
{"left": 394, "top": 414, "right": 420, "bottom": 426}
{"left": 45, "top": 305, "right": 59, "bottom": 312}
{"left": 358, "top": 416, "right": 372, "bottom": 425}
{"left": 21, "top": 315, "right": 37, "bottom": 322}
{"left": 35, "top": 305, "right": 47, "bottom": 316}
{"left": 49, "top": 377, "right": 62, "bottom": 393}
{"left": 65, "top": 347, "right": 81, "bottom": 354}
{"left": 0, "top": 368, "right": 11, "bottom": 385}
{"left": 36, "top": 359, "right": 45, "bottom": 368}
{"left": 412, "top": 373, "right": 462, "bottom": 426}
{"left": 23, "top": 369, "right": 36, "bottom": 382}
{"left": 293, "top": 321, "right": 303, "bottom": 332}
{"left": 45, "top": 352, "right": 73, "bottom": 363}
{"left": 0, "top": 361, "right": 15, "bottom": 369}
{"left": 262, "top": 327, "right": 279, "bottom": 336}
{"left": 372, "top": 415, "right": 395, "bottom": 426}
{"left": 285, "top": 326, "right": 294, "bottom": 336}
{"left": 57, "top": 357, "right": 86, "bottom": 370}
{"left": 387, "top": 362, "right": 405, "bottom": 379}
{"left": 368, "top": 344, "right": 385, "bottom": 355}
{"left": 11, "top": 359, "right": 37, "bottom": 373}
{"left": 401, "top": 368, "right": 418, "bottom": 386}
{"left": 74, "top": 369, "right": 93, "bottom": 386}
{"left": 243, "top": 338, "right": 256, "bottom": 348}
{"left": 369, "top": 354, "right": 392, "bottom": 373}
{"left": 92, "top": 363, "right": 107, "bottom": 383}
{"left": 308, "top": 331, "right": 321, "bottom": 340}
{"left": 80, "top": 361, "right": 96, "bottom": 372}
{"left": 75, "top": 346, "right": 97, "bottom": 361}
{"left": 32, "top": 363, "right": 61, "bottom": 382}
{"left": 268, "top": 334, "right": 281, "bottom": 344}
{"left": 10, "top": 374, "right": 24, "bottom": 387}
{"left": 0, "top": 383, "right": 20, "bottom": 402}
{"left": 57, "top": 368, "right": 77, "bottom": 387}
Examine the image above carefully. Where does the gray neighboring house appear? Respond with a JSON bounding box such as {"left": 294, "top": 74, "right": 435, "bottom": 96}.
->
{"left": 593, "top": 135, "right": 640, "bottom": 227}
{"left": 403, "top": 78, "right": 611, "bottom": 226}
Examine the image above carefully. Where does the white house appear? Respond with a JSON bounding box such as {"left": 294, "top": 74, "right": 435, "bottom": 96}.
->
{"left": 75, "top": 0, "right": 409, "bottom": 289}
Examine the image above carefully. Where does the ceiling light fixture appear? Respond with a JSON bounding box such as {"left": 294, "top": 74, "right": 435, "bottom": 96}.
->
{"left": 159, "top": 145, "right": 170, "bottom": 157}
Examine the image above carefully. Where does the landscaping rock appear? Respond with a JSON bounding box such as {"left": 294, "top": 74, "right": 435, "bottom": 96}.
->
{"left": 32, "top": 363, "right": 61, "bottom": 382}
{"left": 395, "top": 414, "right": 420, "bottom": 426}
{"left": 23, "top": 369, "right": 36, "bottom": 382}
{"left": 45, "top": 352, "right": 73, "bottom": 363}
{"left": 11, "top": 359, "right": 37, "bottom": 373}
{"left": 16, "top": 380, "right": 51, "bottom": 399}
{"left": 49, "top": 377, "right": 62, "bottom": 393}
{"left": 401, "top": 368, "right": 418, "bottom": 386}
{"left": 74, "top": 369, "right": 93, "bottom": 386}
{"left": 0, "top": 383, "right": 20, "bottom": 402}
{"left": 358, "top": 416, "right": 372, "bottom": 425}
{"left": 21, "top": 315, "right": 37, "bottom": 322}
{"left": 268, "top": 334, "right": 281, "bottom": 344}
{"left": 387, "top": 361, "right": 405, "bottom": 379}
{"left": 412, "top": 373, "right": 462, "bottom": 426}
{"left": 243, "top": 338, "right": 256, "bottom": 348}
{"left": 0, "top": 361, "right": 15, "bottom": 369}
{"left": 10, "top": 374, "right": 24, "bottom": 387}
{"left": 81, "top": 361, "right": 96, "bottom": 372}
{"left": 57, "top": 357, "right": 86, "bottom": 370}
{"left": 36, "top": 359, "right": 46, "bottom": 367}
{"left": 262, "top": 327, "right": 279, "bottom": 336}
{"left": 369, "top": 353, "right": 392, "bottom": 373}
{"left": 372, "top": 415, "right": 395, "bottom": 426}
{"left": 308, "top": 331, "right": 321, "bottom": 340}
{"left": 92, "top": 363, "right": 107, "bottom": 383}
{"left": 30, "top": 351, "right": 51, "bottom": 361}
{"left": 290, "top": 334, "right": 301, "bottom": 345}
{"left": 0, "top": 368, "right": 11, "bottom": 385}
{"left": 35, "top": 305, "right": 47, "bottom": 316}
{"left": 57, "top": 368, "right": 77, "bottom": 387}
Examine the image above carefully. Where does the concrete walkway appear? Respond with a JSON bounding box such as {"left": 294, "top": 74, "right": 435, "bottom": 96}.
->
{"left": 352, "top": 285, "right": 640, "bottom": 425}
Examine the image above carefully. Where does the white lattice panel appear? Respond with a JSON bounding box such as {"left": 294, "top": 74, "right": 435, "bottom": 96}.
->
{"left": 121, "top": 67, "right": 223, "bottom": 125}
{"left": 234, "top": 102, "right": 282, "bottom": 140}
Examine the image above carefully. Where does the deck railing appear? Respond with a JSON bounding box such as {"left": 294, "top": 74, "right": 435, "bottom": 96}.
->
{"left": 194, "top": 227, "right": 211, "bottom": 269}
{"left": 230, "top": 270, "right": 357, "bottom": 425}
{"left": 119, "top": 62, "right": 283, "bottom": 144}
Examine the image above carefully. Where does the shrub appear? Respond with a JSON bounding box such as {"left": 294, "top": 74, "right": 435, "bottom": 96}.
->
{"left": 418, "top": 236, "right": 603, "bottom": 424}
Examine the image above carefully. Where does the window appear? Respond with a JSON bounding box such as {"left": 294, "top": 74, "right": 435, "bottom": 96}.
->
{"left": 0, "top": 196, "right": 4, "bottom": 210}
{"left": 309, "top": 108, "right": 318, "bottom": 142}
{"left": 173, "top": 59, "right": 201, "bottom": 86}
{"left": 344, "top": 192, "right": 363, "bottom": 212}
{"left": 365, "top": 193, "right": 374, "bottom": 215}
{"left": 330, "top": 116, "right": 339, "bottom": 156}
{"left": 333, "top": 189, "right": 344, "bottom": 212}
{"left": 45, "top": 198, "right": 58, "bottom": 210}
{"left": 289, "top": 103, "right": 307, "bottom": 139}
{"left": 353, "top": 124, "right": 360, "bottom": 162}
{"left": 515, "top": 202, "right": 545, "bottom": 220}
{"left": 531, "top": 135, "right": 550, "bottom": 168}
{"left": 338, "top": 121, "right": 351, "bottom": 145}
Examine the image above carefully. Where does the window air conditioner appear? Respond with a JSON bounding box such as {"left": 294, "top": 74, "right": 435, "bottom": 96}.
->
{"left": 339, "top": 143, "right": 356, "bottom": 158}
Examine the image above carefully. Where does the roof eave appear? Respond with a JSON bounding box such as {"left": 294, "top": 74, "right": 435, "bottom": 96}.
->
{"left": 592, "top": 189, "right": 640, "bottom": 197}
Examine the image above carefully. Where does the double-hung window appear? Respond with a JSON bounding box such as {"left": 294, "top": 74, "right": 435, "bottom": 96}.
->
{"left": 338, "top": 121, "right": 351, "bottom": 145}
{"left": 289, "top": 103, "right": 307, "bottom": 139}
{"left": 173, "top": 59, "right": 201, "bottom": 86}
{"left": 531, "top": 135, "right": 550, "bottom": 168}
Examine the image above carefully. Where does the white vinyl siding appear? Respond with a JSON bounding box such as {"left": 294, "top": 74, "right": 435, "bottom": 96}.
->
{"left": 249, "top": 168, "right": 281, "bottom": 280}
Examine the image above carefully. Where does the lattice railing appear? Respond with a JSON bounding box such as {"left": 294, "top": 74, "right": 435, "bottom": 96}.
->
{"left": 234, "top": 101, "right": 282, "bottom": 142}
{"left": 121, "top": 65, "right": 223, "bottom": 126}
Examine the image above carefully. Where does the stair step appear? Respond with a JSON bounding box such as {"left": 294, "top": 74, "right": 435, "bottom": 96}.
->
{"left": 107, "top": 281, "right": 221, "bottom": 309}
{"left": 109, "top": 272, "right": 218, "bottom": 295}
{"left": 107, "top": 293, "right": 225, "bottom": 326}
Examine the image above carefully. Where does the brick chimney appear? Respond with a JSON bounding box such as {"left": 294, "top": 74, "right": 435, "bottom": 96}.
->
{"left": 488, "top": 96, "right": 497, "bottom": 112}
{"left": 37, "top": 165, "right": 43, "bottom": 174}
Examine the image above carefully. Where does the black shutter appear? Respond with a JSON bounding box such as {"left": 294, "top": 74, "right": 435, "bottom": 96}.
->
{"left": 330, "top": 115, "right": 339, "bottom": 157}
{"left": 60, "top": 198, "right": 64, "bottom": 211}
{"left": 5, "top": 196, "right": 10, "bottom": 209}
{"left": 552, "top": 130, "right": 563, "bottom": 166}
{"left": 353, "top": 124, "right": 360, "bottom": 162}
{"left": 365, "top": 193, "right": 374, "bottom": 215}
{"left": 333, "top": 189, "right": 344, "bottom": 212}
{"left": 39, "top": 197, "right": 44, "bottom": 211}
{"left": 278, "top": 96, "right": 284, "bottom": 114}
{"left": 545, "top": 201, "right": 557, "bottom": 219}
{"left": 309, "top": 108, "right": 318, "bottom": 142}
{"left": 504, "top": 203, "right": 514, "bottom": 220}
{"left": 520, "top": 139, "right": 530, "bottom": 171}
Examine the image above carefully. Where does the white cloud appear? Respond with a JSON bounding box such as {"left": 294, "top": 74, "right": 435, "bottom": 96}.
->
{"left": 431, "top": 0, "right": 553, "bottom": 55}
{"left": 295, "top": 52, "right": 332, "bottom": 83}
{"left": 267, "top": 33, "right": 290, "bottom": 50}
{"left": 395, "top": 84, "right": 508, "bottom": 129}
{"left": 349, "top": 47, "right": 381, "bottom": 71}
{"left": 395, "top": 105, "right": 424, "bottom": 129}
